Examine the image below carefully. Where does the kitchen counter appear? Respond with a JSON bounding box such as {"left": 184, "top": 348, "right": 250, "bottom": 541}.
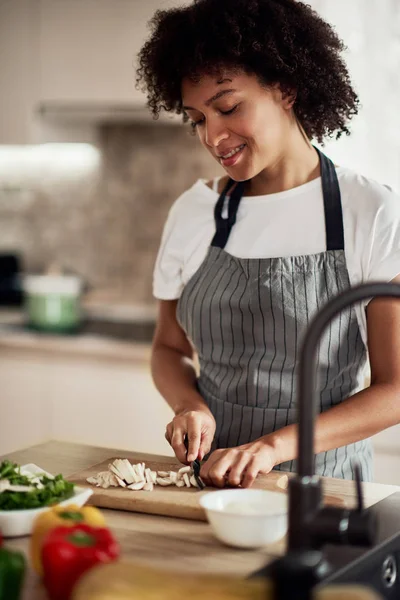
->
{"left": 0, "top": 327, "right": 152, "bottom": 363}
{"left": 0, "top": 306, "right": 153, "bottom": 363}
{"left": 3, "top": 440, "right": 400, "bottom": 600}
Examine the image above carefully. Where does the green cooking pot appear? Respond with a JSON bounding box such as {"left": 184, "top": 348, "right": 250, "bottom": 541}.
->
{"left": 23, "top": 275, "right": 83, "bottom": 333}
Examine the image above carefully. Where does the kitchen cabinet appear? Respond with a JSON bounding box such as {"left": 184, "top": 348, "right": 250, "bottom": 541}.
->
{"left": 38, "top": 0, "right": 186, "bottom": 107}
{"left": 0, "top": 346, "right": 174, "bottom": 457}
{"left": 0, "top": 351, "right": 52, "bottom": 454}
{"left": 0, "top": 0, "right": 40, "bottom": 144}
{"left": 0, "top": 0, "right": 184, "bottom": 143}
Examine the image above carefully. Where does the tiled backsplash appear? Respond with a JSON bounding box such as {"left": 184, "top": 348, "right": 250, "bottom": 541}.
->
{"left": 0, "top": 124, "right": 222, "bottom": 304}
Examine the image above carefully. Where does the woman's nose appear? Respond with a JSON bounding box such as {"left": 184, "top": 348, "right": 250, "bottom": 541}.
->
{"left": 204, "top": 118, "right": 229, "bottom": 149}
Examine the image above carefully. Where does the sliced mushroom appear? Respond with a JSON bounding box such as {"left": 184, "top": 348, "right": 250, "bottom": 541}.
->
{"left": 156, "top": 477, "right": 173, "bottom": 486}
{"left": 127, "top": 481, "right": 145, "bottom": 490}
{"left": 143, "top": 482, "right": 154, "bottom": 492}
{"left": 183, "top": 473, "right": 191, "bottom": 488}
{"left": 123, "top": 460, "right": 139, "bottom": 484}
{"left": 178, "top": 466, "right": 191, "bottom": 475}
{"left": 137, "top": 463, "right": 146, "bottom": 480}
{"left": 109, "top": 463, "right": 124, "bottom": 481}
{"left": 145, "top": 468, "right": 153, "bottom": 484}
{"left": 189, "top": 475, "right": 199, "bottom": 488}
{"left": 86, "top": 471, "right": 119, "bottom": 489}
{"left": 175, "top": 480, "right": 185, "bottom": 488}
{"left": 157, "top": 471, "right": 169, "bottom": 478}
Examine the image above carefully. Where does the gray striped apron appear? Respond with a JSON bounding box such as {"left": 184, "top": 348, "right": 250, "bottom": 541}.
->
{"left": 177, "top": 149, "right": 373, "bottom": 481}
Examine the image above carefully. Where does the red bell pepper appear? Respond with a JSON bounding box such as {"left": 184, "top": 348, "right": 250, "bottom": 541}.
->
{"left": 41, "top": 524, "right": 119, "bottom": 600}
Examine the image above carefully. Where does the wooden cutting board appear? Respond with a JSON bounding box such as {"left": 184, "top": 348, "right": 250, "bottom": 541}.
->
{"left": 68, "top": 456, "right": 345, "bottom": 521}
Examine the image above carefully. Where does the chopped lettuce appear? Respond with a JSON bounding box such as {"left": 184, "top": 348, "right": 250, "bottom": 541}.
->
{"left": 0, "top": 460, "right": 74, "bottom": 510}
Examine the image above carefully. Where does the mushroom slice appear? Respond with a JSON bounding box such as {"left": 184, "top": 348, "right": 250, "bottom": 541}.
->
{"left": 183, "top": 473, "right": 191, "bottom": 488}
{"left": 86, "top": 471, "right": 118, "bottom": 489}
{"left": 156, "top": 477, "right": 173, "bottom": 486}
{"left": 102, "top": 472, "right": 119, "bottom": 488}
{"left": 127, "top": 481, "right": 145, "bottom": 490}
{"left": 175, "top": 480, "right": 185, "bottom": 488}
{"left": 124, "top": 460, "right": 141, "bottom": 483}
{"left": 109, "top": 463, "right": 125, "bottom": 481}
{"left": 178, "top": 466, "right": 191, "bottom": 475}
{"left": 168, "top": 471, "right": 178, "bottom": 483}
{"left": 131, "top": 464, "right": 141, "bottom": 482}
{"left": 150, "top": 471, "right": 157, "bottom": 484}
{"left": 145, "top": 468, "right": 154, "bottom": 484}
{"left": 190, "top": 475, "right": 199, "bottom": 488}
{"left": 157, "top": 471, "right": 169, "bottom": 478}
{"left": 137, "top": 463, "right": 146, "bottom": 480}
{"left": 143, "top": 482, "right": 154, "bottom": 492}
{"left": 112, "top": 459, "right": 135, "bottom": 484}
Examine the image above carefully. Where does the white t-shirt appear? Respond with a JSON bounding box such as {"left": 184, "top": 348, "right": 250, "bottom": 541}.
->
{"left": 153, "top": 166, "right": 400, "bottom": 345}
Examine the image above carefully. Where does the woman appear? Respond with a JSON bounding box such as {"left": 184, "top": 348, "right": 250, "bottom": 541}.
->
{"left": 137, "top": 0, "right": 400, "bottom": 487}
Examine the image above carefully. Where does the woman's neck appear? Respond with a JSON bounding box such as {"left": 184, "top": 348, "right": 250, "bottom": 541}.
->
{"left": 244, "top": 131, "right": 321, "bottom": 197}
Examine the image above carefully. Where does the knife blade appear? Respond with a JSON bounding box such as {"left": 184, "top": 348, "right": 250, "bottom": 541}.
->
{"left": 184, "top": 437, "right": 206, "bottom": 490}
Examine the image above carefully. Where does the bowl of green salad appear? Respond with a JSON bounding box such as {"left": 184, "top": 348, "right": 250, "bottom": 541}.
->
{"left": 0, "top": 461, "right": 93, "bottom": 537}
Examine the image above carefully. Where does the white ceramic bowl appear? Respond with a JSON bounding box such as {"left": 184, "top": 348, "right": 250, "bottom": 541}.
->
{"left": 0, "top": 464, "right": 93, "bottom": 538}
{"left": 199, "top": 488, "right": 288, "bottom": 548}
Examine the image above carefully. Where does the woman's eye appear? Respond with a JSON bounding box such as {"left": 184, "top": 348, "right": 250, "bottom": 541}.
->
{"left": 191, "top": 117, "right": 205, "bottom": 128}
{"left": 190, "top": 104, "right": 239, "bottom": 129}
{"left": 220, "top": 104, "right": 239, "bottom": 116}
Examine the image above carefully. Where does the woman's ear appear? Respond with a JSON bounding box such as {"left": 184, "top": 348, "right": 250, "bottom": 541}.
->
{"left": 275, "top": 82, "right": 297, "bottom": 109}
{"left": 281, "top": 88, "right": 297, "bottom": 110}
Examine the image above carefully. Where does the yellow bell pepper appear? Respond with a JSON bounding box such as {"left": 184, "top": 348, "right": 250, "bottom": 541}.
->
{"left": 30, "top": 504, "right": 106, "bottom": 575}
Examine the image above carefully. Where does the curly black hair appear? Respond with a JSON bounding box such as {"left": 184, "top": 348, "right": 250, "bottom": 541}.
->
{"left": 136, "top": 0, "right": 359, "bottom": 143}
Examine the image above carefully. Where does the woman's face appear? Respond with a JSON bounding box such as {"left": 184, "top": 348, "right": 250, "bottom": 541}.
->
{"left": 182, "top": 70, "right": 296, "bottom": 182}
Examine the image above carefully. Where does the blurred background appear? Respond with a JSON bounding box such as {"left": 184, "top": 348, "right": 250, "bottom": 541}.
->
{"left": 1, "top": 0, "right": 399, "bottom": 482}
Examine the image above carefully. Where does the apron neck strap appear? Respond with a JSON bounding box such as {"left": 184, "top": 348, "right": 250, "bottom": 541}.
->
{"left": 211, "top": 147, "right": 344, "bottom": 252}
{"left": 211, "top": 179, "right": 246, "bottom": 248}
{"left": 316, "top": 147, "right": 344, "bottom": 251}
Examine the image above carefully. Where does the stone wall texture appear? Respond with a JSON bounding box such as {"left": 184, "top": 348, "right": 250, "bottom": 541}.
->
{"left": 0, "top": 123, "right": 222, "bottom": 304}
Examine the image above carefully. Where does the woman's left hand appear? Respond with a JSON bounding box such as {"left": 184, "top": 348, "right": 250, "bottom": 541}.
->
{"left": 199, "top": 441, "right": 278, "bottom": 488}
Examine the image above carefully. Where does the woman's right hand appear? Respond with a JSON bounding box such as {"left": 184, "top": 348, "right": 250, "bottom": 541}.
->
{"left": 165, "top": 409, "right": 216, "bottom": 464}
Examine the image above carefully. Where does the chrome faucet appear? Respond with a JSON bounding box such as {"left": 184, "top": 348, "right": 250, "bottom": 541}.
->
{"left": 265, "top": 282, "right": 400, "bottom": 599}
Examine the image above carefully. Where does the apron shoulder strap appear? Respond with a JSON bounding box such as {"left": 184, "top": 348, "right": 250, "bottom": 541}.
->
{"left": 317, "top": 148, "right": 345, "bottom": 251}
{"left": 211, "top": 179, "right": 246, "bottom": 249}
{"left": 210, "top": 149, "right": 344, "bottom": 252}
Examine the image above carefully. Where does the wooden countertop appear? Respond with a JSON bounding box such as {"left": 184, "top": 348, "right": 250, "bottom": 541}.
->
{"left": 3, "top": 440, "right": 400, "bottom": 600}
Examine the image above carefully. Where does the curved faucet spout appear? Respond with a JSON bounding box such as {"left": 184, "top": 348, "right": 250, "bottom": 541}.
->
{"left": 298, "top": 281, "right": 400, "bottom": 478}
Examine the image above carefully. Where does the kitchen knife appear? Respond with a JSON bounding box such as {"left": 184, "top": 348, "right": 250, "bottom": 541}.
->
{"left": 184, "top": 437, "right": 206, "bottom": 490}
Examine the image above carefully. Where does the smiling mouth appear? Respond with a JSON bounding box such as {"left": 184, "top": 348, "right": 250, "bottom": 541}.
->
{"left": 219, "top": 144, "right": 246, "bottom": 167}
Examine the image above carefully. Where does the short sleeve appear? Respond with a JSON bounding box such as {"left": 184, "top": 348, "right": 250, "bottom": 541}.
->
{"left": 152, "top": 200, "right": 185, "bottom": 300}
{"left": 362, "top": 183, "right": 400, "bottom": 284}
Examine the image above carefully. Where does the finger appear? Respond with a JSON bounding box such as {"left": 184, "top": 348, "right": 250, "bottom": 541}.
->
{"left": 199, "top": 449, "right": 223, "bottom": 484}
{"left": 241, "top": 457, "right": 262, "bottom": 489}
{"left": 186, "top": 420, "right": 201, "bottom": 463}
{"left": 170, "top": 429, "right": 187, "bottom": 464}
{"left": 207, "top": 450, "right": 237, "bottom": 488}
{"left": 198, "top": 431, "right": 213, "bottom": 462}
{"left": 227, "top": 451, "right": 253, "bottom": 487}
{"left": 165, "top": 423, "right": 173, "bottom": 444}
